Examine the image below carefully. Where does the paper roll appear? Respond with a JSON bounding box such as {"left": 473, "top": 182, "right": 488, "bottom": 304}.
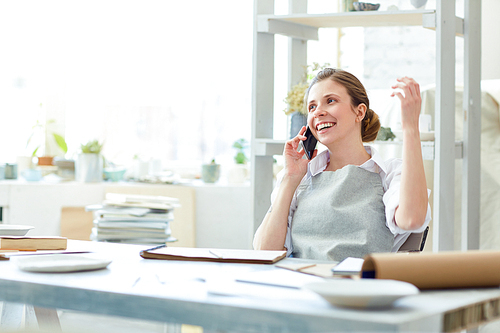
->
{"left": 361, "top": 250, "right": 500, "bottom": 290}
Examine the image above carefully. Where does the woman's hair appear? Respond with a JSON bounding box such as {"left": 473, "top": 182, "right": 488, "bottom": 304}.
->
{"left": 305, "top": 68, "right": 380, "bottom": 142}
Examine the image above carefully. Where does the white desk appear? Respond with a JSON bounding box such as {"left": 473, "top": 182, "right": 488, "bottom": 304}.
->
{"left": 1, "top": 241, "right": 500, "bottom": 332}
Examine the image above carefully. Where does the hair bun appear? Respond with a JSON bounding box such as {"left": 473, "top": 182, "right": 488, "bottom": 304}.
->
{"left": 362, "top": 109, "right": 380, "bottom": 142}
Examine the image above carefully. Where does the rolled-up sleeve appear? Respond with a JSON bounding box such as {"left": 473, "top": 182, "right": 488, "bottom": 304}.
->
{"left": 382, "top": 158, "right": 431, "bottom": 251}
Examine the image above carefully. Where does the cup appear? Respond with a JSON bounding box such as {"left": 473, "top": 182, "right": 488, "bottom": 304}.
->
{"left": 4, "top": 163, "right": 18, "bottom": 179}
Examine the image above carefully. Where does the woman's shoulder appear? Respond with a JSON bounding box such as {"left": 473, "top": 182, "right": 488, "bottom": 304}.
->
{"left": 365, "top": 146, "right": 402, "bottom": 174}
{"left": 383, "top": 157, "right": 403, "bottom": 171}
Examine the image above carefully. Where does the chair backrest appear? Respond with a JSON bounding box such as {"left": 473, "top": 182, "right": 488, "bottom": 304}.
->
{"left": 398, "top": 226, "right": 429, "bottom": 252}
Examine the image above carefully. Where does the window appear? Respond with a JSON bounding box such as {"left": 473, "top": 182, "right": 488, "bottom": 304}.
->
{"left": 0, "top": 1, "right": 253, "bottom": 175}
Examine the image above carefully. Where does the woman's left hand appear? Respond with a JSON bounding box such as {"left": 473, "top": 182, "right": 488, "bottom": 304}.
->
{"left": 391, "top": 77, "right": 422, "bottom": 133}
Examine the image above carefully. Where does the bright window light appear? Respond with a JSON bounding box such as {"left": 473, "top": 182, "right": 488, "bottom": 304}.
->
{"left": 0, "top": 0, "right": 253, "bottom": 174}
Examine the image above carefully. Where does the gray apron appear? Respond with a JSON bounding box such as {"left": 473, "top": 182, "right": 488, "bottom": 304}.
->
{"left": 291, "top": 164, "right": 394, "bottom": 261}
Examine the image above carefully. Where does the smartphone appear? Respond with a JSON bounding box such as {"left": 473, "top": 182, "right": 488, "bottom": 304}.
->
{"left": 301, "top": 126, "right": 318, "bottom": 160}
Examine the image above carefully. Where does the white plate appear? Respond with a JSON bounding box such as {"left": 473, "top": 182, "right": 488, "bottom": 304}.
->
{"left": 16, "top": 254, "right": 112, "bottom": 273}
{"left": 0, "top": 225, "right": 34, "bottom": 236}
{"left": 394, "top": 131, "right": 435, "bottom": 141}
{"left": 304, "top": 279, "right": 419, "bottom": 309}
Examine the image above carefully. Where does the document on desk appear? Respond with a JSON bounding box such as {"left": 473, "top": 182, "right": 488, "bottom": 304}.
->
{"left": 207, "top": 269, "right": 325, "bottom": 300}
{"left": 140, "top": 246, "right": 287, "bottom": 264}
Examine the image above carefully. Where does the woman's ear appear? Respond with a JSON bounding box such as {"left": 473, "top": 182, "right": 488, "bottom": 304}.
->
{"left": 355, "top": 103, "right": 367, "bottom": 122}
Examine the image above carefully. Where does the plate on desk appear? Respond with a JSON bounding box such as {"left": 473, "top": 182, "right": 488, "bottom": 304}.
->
{"left": 304, "top": 279, "right": 419, "bottom": 309}
{"left": 16, "top": 254, "right": 112, "bottom": 273}
{"left": 0, "top": 225, "right": 34, "bottom": 236}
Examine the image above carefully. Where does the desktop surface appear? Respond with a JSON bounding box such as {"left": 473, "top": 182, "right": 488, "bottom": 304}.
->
{"left": 0, "top": 240, "right": 499, "bottom": 332}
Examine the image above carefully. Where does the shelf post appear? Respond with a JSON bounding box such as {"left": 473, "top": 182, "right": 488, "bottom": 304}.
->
{"left": 433, "top": 0, "right": 456, "bottom": 252}
{"left": 288, "top": 0, "right": 308, "bottom": 90}
{"left": 251, "top": 0, "right": 276, "bottom": 233}
{"left": 461, "top": 0, "right": 481, "bottom": 251}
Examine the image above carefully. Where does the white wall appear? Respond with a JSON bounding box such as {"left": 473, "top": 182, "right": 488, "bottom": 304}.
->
{"left": 482, "top": 0, "right": 500, "bottom": 80}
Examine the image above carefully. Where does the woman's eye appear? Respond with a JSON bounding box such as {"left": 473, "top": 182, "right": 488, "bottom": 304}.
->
{"left": 327, "top": 98, "right": 335, "bottom": 103}
{"left": 308, "top": 105, "right": 316, "bottom": 112}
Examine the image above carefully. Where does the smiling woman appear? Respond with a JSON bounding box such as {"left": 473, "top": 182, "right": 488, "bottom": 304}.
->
{"left": 0, "top": 1, "right": 253, "bottom": 171}
{"left": 253, "top": 68, "right": 431, "bottom": 262}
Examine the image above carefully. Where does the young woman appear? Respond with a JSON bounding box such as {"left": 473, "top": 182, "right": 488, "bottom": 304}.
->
{"left": 253, "top": 68, "right": 430, "bottom": 261}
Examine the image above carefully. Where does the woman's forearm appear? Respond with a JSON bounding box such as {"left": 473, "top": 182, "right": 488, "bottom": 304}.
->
{"left": 395, "top": 129, "right": 429, "bottom": 230}
{"left": 253, "top": 175, "right": 302, "bottom": 250}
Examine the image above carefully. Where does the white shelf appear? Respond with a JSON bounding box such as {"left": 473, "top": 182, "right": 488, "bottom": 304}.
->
{"left": 257, "top": 10, "right": 464, "bottom": 40}
{"left": 251, "top": 0, "right": 480, "bottom": 251}
{"left": 254, "top": 139, "right": 463, "bottom": 160}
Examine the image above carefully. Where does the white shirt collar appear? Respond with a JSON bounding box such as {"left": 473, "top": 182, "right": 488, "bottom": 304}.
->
{"left": 307, "top": 145, "right": 389, "bottom": 176}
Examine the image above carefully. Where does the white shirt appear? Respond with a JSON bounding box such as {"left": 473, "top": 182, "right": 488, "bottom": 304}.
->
{"left": 271, "top": 146, "right": 431, "bottom": 256}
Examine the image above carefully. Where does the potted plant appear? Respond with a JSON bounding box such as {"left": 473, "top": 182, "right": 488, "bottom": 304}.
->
{"left": 228, "top": 138, "right": 249, "bottom": 184}
{"left": 284, "top": 62, "right": 330, "bottom": 139}
{"left": 75, "top": 140, "right": 104, "bottom": 182}
{"left": 25, "top": 113, "right": 68, "bottom": 166}
{"left": 201, "top": 159, "right": 220, "bottom": 183}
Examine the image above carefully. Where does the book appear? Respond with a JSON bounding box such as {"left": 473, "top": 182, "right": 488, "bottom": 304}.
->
{"left": 140, "top": 246, "right": 287, "bottom": 264}
{"left": 102, "top": 200, "right": 176, "bottom": 211}
{"left": 94, "top": 213, "right": 174, "bottom": 223}
{"left": 105, "top": 193, "right": 180, "bottom": 206}
{"left": 95, "top": 237, "right": 177, "bottom": 245}
{"left": 91, "top": 228, "right": 171, "bottom": 239}
{"left": 0, "top": 236, "right": 67, "bottom": 250}
{"left": 102, "top": 193, "right": 181, "bottom": 211}
{"left": 94, "top": 221, "right": 171, "bottom": 230}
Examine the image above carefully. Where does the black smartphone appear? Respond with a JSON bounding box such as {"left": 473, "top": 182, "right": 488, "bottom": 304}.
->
{"left": 301, "top": 126, "right": 318, "bottom": 160}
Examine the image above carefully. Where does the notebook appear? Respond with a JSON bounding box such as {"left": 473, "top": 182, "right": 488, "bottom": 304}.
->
{"left": 140, "top": 245, "right": 286, "bottom": 264}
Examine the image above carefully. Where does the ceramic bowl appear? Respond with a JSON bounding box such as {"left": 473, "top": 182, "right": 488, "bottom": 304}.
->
{"left": 304, "top": 279, "right": 419, "bottom": 309}
{"left": 353, "top": 2, "right": 380, "bottom": 11}
{"left": 0, "top": 225, "right": 35, "bottom": 236}
{"left": 104, "top": 168, "right": 127, "bottom": 182}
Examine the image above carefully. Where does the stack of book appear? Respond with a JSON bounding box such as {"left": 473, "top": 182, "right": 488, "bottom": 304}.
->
{"left": 86, "top": 193, "right": 180, "bottom": 245}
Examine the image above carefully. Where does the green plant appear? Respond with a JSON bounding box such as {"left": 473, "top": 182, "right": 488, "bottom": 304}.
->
{"left": 26, "top": 117, "right": 68, "bottom": 157}
{"left": 80, "top": 140, "right": 103, "bottom": 154}
{"left": 283, "top": 62, "right": 330, "bottom": 116}
{"left": 376, "top": 127, "right": 396, "bottom": 141}
{"left": 232, "top": 138, "right": 248, "bottom": 164}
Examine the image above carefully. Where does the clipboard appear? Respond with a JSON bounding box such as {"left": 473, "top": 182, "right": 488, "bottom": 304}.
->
{"left": 140, "top": 245, "right": 287, "bottom": 264}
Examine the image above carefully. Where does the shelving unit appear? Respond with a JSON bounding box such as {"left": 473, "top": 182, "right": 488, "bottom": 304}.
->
{"left": 251, "top": 0, "right": 481, "bottom": 251}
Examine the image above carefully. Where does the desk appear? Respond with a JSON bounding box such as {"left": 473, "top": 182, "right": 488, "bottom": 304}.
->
{"left": 1, "top": 241, "right": 500, "bottom": 332}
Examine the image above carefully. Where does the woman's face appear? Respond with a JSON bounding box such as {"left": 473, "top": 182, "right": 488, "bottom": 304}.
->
{"left": 306, "top": 79, "right": 365, "bottom": 147}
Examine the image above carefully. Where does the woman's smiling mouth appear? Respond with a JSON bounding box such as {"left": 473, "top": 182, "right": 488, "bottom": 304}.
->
{"left": 316, "top": 122, "right": 336, "bottom": 131}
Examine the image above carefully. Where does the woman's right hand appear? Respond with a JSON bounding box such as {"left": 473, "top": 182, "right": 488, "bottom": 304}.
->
{"left": 282, "top": 126, "right": 314, "bottom": 181}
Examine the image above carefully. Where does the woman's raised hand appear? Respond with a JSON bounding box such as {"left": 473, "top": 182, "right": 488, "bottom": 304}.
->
{"left": 391, "top": 77, "right": 422, "bottom": 135}
{"left": 282, "top": 126, "right": 313, "bottom": 180}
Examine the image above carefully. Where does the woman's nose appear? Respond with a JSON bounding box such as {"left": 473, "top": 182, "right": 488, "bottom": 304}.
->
{"left": 312, "top": 104, "right": 326, "bottom": 117}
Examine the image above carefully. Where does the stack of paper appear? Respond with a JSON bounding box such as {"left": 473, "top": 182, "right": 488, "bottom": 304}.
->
{"left": 86, "top": 193, "right": 180, "bottom": 245}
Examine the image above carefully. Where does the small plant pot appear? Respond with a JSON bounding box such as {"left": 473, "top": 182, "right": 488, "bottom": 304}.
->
{"left": 201, "top": 163, "right": 220, "bottom": 183}
{"left": 37, "top": 156, "right": 54, "bottom": 166}
{"left": 76, "top": 153, "right": 103, "bottom": 182}
{"left": 289, "top": 111, "right": 307, "bottom": 139}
